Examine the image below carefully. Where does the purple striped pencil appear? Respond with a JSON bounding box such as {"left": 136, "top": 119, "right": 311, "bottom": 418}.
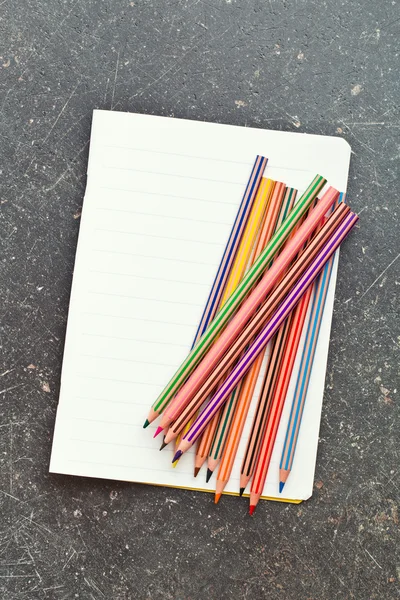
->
{"left": 144, "top": 155, "right": 268, "bottom": 427}
{"left": 173, "top": 210, "right": 359, "bottom": 459}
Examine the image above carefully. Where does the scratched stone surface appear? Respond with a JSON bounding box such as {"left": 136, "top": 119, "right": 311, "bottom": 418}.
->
{"left": 0, "top": 1, "right": 399, "bottom": 599}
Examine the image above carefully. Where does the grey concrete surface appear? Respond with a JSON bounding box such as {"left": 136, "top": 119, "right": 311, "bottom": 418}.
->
{"left": 0, "top": 1, "right": 399, "bottom": 599}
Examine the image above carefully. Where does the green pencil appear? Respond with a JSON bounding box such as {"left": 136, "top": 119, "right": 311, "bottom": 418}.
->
{"left": 145, "top": 174, "right": 326, "bottom": 427}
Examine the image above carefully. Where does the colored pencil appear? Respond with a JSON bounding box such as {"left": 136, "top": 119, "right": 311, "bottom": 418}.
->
{"left": 147, "top": 175, "right": 327, "bottom": 429}
{"left": 192, "top": 182, "right": 286, "bottom": 473}
{"left": 144, "top": 155, "right": 268, "bottom": 427}
{"left": 166, "top": 203, "right": 348, "bottom": 447}
{"left": 213, "top": 195, "right": 315, "bottom": 493}
{"left": 172, "top": 209, "right": 358, "bottom": 461}
{"left": 238, "top": 317, "right": 292, "bottom": 494}
{"left": 158, "top": 181, "right": 332, "bottom": 433}
{"left": 278, "top": 196, "right": 345, "bottom": 492}
{"left": 239, "top": 200, "right": 321, "bottom": 493}
{"left": 208, "top": 186, "right": 297, "bottom": 481}
{"left": 249, "top": 281, "right": 314, "bottom": 515}
{"left": 189, "top": 178, "right": 275, "bottom": 468}
{"left": 176, "top": 177, "right": 275, "bottom": 463}
{"left": 215, "top": 285, "right": 300, "bottom": 501}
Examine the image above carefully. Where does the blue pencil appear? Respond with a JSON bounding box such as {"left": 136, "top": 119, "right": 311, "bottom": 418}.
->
{"left": 279, "top": 193, "right": 344, "bottom": 492}
{"left": 144, "top": 155, "right": 268, "bottom": 428}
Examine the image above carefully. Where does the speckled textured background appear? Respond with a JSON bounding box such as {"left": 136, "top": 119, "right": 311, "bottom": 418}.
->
{"left": 1, "top": 1, "right": 399, "bottom": 599}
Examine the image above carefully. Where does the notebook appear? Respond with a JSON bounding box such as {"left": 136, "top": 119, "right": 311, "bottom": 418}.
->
{"left": 50, "top": 110, "right": 351, "bottom": 502}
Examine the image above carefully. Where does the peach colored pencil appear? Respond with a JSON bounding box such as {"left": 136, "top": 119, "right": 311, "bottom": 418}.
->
{"left": 159, "top": 186, "right": 339, "bottom": 434}
{"left": 207, "top": 186, "right": 297, "bottom": 480}
{"left": 164, "top": 201, "right": 346, "bottom": 446}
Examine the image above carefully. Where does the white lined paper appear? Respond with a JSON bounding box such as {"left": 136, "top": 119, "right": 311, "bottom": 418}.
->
{"left": 50, "top": 110, "right": 351, "bottom": 501}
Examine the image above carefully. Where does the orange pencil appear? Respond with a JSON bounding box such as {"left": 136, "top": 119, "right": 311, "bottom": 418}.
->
{"left": 207, "top": 186, "right": 297, "bottom": 482}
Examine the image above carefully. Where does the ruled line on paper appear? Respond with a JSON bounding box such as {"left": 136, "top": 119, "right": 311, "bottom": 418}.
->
{"left": 103, "top": 144, "right": 253, "bottom": 166}
{"left": 88, "top": 270, "right": 211, "bottom": 288}
{"left": 79, "top": 354, "right": 181, "bottom": 369}
{"left": 95, "top": 228, "right": 226, "bottom": 247}
{"left": 73, "top": 396, "right": 151, "bottom": 408}
{"left": 76, "top": 374, "right": 164, "bottom": 387}
{"left": 66, "top": 458, "right": 194, "bottom": 477}
{"left": 94, "top": 206, "right": 234, "bottom": 226}
{"left": 103, "top": 144, "right": 315, "bottom": 175}
{"left": 68, "top": 416, "right": 154, "bottom": 427}
{"left": 87, "top": 291, "right": 204, "bottom": 308}
{"left": 90, "top": 249, "right": 218, "bottom": 268}
{"left": 81, "top": 332, "right": 189, "bottom": 348}
{"left": 71, "top": 438, "right": 169, "bottom": 452}
{"left": 100, "top": 186, "right": 240, "bottom": 207}
{"left": 102, "top": 165, "right": 246, "bottom": 186}
{"left": 81, "top": 313, "right": 194, "bottom": 328}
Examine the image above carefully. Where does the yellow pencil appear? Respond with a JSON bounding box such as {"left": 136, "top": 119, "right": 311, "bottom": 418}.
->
{"left": 169, "top": 178, "right": 276, "bottom": 465}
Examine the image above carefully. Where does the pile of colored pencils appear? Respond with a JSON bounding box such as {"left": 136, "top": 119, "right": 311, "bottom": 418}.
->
{"left": 144, "top": 156, "right": 358, "bottom": 515}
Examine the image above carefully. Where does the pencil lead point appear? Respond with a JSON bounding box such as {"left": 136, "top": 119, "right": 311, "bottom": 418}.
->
{"left": 153, "top": 426, "right": 163, "bottom": 438}
{"left": 194, "top": 467, "right": 200, "bottom": 478}
{"left": 249, "top": 505, "right": 256, "bottom": 516}
{"left": 279, "top": 481, "right": 285, "bottom": 494}
{"left": 214, "top": 493, "right": 221, "bottom": 504}
{"left": 206, "top": 468, "right": 213, "bottom": 483}
{"left": 172, "top": 450, "right": 182, "bottom": 463}
{"left": 239, "top": 487, "right": 245, "bottom": 497}
{"left": 143, "top": 419, "right": 150, "bottom": 429}
{"left": 159, "top": 438, "right": 167, "bottom": 451}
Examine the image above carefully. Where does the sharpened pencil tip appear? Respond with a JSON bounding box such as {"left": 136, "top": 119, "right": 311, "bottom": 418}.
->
{"left": 249, "top": 505, "right": 256, "bottom": 516}
{"left": 172, "top": 450, "right": 182, "bottom": 463}
{"left": 206, "top": 468, "right": 213, "bottom": 483}
{"left": 239, "top": 487, "right": 245, "bottom": 497}
{"left": 279, "top": 481, "right": 285, "bottom": 494}
{"left": 172, "top": 461, "right": 178, "bottom": 468}
{"left": 194, "top": 467, "right": 200, "bottom": 478}
{"left": 143, "top": 419, "right": 150, "bottom": 429}
{"left": 153, "top": 426, "right": 163, "bottom": 438}
{"left": 214, "top": 493, "right": 221, "bottom": 504}
{"left": 159, "top": 438, "right": 167, "bottom": 451}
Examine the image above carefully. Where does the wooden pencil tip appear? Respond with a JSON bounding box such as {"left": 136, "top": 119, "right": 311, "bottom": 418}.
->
{"left": 239, "top": 487, "right": 245, "bottom": 497}
{"left": 249, "top": 505, "right": 256, "bottom": 516}
{"left": 172, "top": 450, "right": 182, "bottom": 463}
{"left": 206, "top": 468, "right": 213, "bottom": 483}
{"left": 159, "top": 438, "right": 167, "bottom": 451}
{"left": 143, "top": 419, "right": 150, "bottom": 429}
{"left": 279, "top": 481, "right": 285, "bottom": 494}
{"left": 214, "top": 493, "right": 221, "bottom": 504}
{"left": 153, "top": 426, "right": 163, "bottom": 438}
{"left": 194, "top": 467, "right": 200, "bottom": 478}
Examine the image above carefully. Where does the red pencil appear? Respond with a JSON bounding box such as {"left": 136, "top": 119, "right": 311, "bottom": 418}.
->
{"left": 248, "top": 285, "right": 314, "bottom": 515}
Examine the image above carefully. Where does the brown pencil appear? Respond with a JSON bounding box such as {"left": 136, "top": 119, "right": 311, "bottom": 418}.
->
{"left": 165, "top": 202, "right": 349, "bottom": 446}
